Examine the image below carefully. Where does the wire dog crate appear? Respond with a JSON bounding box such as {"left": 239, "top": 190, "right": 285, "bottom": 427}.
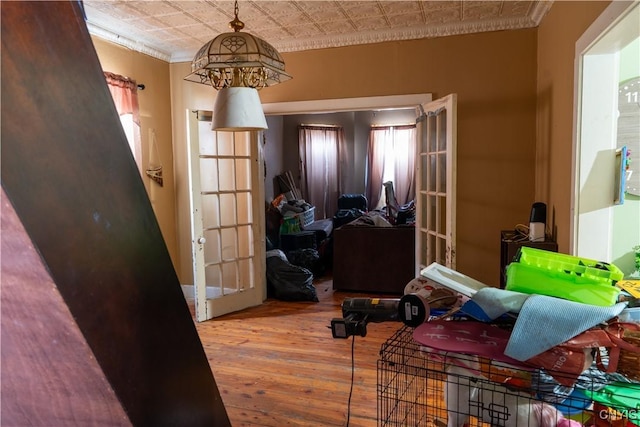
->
{"left": 377, "top": 325, "right": 445, "bottom": 426}
{"left": 377, "top": 325, "right": 639, "bottom": 427}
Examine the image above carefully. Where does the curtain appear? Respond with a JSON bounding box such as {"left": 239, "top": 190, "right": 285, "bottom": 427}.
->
{"left": 104, "top": 72, "right": 139, "bottom": 120}
{"left": 365, "top": 128, "right": 389, "bottom": 210}
{"left": 104, "top": 71, "right": 142, "bottom": 172}
{"left": 366, "top": 125, "right": 416, "bottom": 209}
{"left": 393, "top": 126, "right": 416, "bottom": 205}
{"left": 298, "top": 126, "right": 344, "bottom": 219}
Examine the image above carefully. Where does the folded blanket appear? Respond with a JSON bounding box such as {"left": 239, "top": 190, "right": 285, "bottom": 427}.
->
{"left": 504, "top": 295, "right": 626, "bottom": 361}
{"left": 460, "top": 287, "right": 627, "bottom": 361}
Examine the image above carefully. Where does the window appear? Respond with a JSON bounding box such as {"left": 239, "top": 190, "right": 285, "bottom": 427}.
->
{"left": 298, "top": 125, "right": 345, "bottom": 219}
{"left": 366, "top": 125, "right": 416, "bottom": 210}
{"left": 104, "top": 72, "right": 142, "bottom": 175}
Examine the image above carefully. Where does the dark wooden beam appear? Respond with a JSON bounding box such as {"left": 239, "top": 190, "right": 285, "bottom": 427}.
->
{"left": 1, "top": 190, "right": 132, "bottom": 425}
{"left": 0, "top": 2, "right": 230, "bottom": 425}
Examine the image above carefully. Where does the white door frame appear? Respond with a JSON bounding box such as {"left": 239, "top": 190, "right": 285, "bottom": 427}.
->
{"left": 571, "top": 1, "right": 639, "bottom": 261}
{"left": 263, "top": 94, "right": 432, "bottom": 116}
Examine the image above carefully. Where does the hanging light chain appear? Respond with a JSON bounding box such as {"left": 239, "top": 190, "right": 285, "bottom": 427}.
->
{"left": 229, "top": 0, "right": 245, "bottom": 32}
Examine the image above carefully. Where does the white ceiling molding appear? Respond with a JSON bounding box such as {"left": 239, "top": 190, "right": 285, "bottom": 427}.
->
{"left": 87, "top": 22, "right": 172, "bottom": 62}
{"left": 84, "top": 1, "right": 555, "bottom": 64}
{"left": 530, "top": 1, "right": 555, "bottom": 25}
{"left": 262, "top": 94, "right": 433, "bottom": 116}
{"left": 272, "top": 16, "right": 541, "bottom": 54}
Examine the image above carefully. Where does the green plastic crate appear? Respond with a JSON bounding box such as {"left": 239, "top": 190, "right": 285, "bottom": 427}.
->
{"left": 505, "top": 247, "right": 623, "bottom": 306}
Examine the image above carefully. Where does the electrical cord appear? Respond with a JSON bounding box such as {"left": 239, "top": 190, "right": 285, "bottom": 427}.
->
{"left": 345, "top": 333, "right": 356, "bottom": 427}
{"left": 512, "top": 223, "right": 551, "bottom": 242}
{"left": 513, "top": 223, "right": 531, "bottom": 241}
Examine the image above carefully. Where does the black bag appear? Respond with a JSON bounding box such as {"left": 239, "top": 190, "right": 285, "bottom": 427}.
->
{"left": 266, "top": 256, "right": 318, "bottom": 302}
{"left": 333, "top": 208, "right": 365, "bottom": 228}
{"left": 287, "top": 248, "right": 324, "bottom": 278}
{"left": 337, "top": 194, "right": 367, "bottom": 210}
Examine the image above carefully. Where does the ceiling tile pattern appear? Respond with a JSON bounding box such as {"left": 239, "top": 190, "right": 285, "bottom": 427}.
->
{"left": 83, "top": 1, "right": 553, "bottom": 63}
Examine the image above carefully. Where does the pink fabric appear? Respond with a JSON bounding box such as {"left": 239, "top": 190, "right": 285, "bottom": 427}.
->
{"left": 104, "top": 71, "right": 142, "bottom": 173}
{"left": 413, "top": 319, "right": 530, "bottom": 368}
{"left": 534, "top": 402, "right": 583, "bottom": 427}
{"left": 298, "top": 126, "right": 344, "bottom": 218}
{"left": 558, "top": 419, "right": 583, "bottom": 427}
{"left": 104, "top": 72, "right": 139, "bottom": 124}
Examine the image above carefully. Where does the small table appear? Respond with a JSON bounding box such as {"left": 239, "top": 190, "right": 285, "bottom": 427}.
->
{"left": 500, "top": 230, "right": 557, "bottom": 288}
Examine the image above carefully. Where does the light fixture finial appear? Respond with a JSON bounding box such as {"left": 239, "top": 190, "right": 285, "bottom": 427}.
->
{"left": 229, "top": 0, "right": 244, "bottom": 32}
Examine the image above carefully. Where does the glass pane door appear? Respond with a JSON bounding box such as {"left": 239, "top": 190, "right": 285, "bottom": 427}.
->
{"left": 187, "top": 111, "right": 265, "bottom": 321}
{"left": 415, "top": 95, "right": 457, "bottom": 271}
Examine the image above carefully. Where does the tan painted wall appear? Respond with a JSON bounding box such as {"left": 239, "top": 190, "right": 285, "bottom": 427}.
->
{"left": 92, "top": 37, "right": 179, "bottom": 273}
{"left": 171, "top": 29, "right": 538, "bottom": 286}
{"left": 95, "top": 0, "right": 612, "bottom": 288}
{"left": 535, "top": 1, "right": 611, "bottom": 254}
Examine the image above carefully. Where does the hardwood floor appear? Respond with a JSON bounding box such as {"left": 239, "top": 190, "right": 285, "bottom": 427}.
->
{"left": 191, "top": 275, "right": 404, "bottom": 427}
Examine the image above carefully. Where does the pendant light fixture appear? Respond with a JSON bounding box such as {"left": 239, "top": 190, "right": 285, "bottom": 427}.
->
{"left": 184, "top": 0, "right": 292, "bottom": 131}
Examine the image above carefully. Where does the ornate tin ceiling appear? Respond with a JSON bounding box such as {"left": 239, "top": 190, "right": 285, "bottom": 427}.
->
{"left": 83, "top": 1, "right": 553, "bottom": 62}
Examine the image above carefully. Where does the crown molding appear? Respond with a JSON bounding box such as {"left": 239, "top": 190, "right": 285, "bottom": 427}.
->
{"left": 88, "top": 5, "right": 556, "bottom": 64}
{"left": 273, "top": 16, "right": 541, "bottom": 54}
{"left": 530, "top": 1, "right": 554, "bottom": 25}
{"left": 87, "top": 22, "right": 172, "bottom": 62}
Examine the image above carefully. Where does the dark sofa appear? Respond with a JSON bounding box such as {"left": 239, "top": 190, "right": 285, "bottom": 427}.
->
{"left": 332, "top": 224, "right": 415, "bottom": 294}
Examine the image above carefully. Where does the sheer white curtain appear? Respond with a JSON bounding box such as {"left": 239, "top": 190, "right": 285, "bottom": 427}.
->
{"left": 298, "top": 126, "right": 345, "bottom": 219}
{"left": 366, "top": 125, "right": 416, "bottom": 209}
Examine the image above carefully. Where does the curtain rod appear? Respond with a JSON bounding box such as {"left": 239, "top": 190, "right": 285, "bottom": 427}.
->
{"left": 299, "top": 123, "right": 341, "bottom": 128}
{"left": 371, "top": 123, "right": 415, "bottom": 128}
{"left": 104, "top": 71, "right": 144, "bottom": 90}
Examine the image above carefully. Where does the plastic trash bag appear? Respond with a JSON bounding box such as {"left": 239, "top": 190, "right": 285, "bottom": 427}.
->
{"left": 266, "top": 254, "right": 318, "bottom": 302}
{"left": 287, "top": 248, "right": 324, "bottom": 278}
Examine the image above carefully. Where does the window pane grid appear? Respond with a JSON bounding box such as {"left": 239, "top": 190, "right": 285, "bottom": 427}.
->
{"left": 197, "top": 131, "right": 256, "bottom": 300}
{"left": 416, "top": 98, "right": 454, "bottom": 270}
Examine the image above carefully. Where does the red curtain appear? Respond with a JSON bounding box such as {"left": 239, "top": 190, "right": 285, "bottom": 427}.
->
{"left": 104, "top": 71, "right": 139, "bottom": 124}
{"left": 104, "top": 72, "right": 142, "bottom": 174}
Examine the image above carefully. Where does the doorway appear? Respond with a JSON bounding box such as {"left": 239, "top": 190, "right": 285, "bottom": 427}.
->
{"left": 262, "top": 93, "right": 458, "bottom": 274}
{"left": 262, "top": 94, "right": 432, "bottom": 202}
{"left": 572, "top": 1, "right": 640, "bottom": 275}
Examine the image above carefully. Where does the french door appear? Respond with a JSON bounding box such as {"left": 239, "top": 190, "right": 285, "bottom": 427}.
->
{"left": 187, "top": 110, "right": 266, "bottom": 322}
{"left": 415, "top": 94, "right": 458, "bottom": 272}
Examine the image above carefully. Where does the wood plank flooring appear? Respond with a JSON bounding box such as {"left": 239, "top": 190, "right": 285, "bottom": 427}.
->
{"left": 191, "top": 276, "right": 404, "bottom": 427}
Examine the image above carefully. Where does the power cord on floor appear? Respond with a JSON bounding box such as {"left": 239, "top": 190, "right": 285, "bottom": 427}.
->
{"left": 345, "top": 334, "right": 356, "bottom": 427}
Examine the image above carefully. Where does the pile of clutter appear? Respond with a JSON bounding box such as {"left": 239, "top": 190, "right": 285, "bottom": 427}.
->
{"left": 273, "top": 196, "right": 314, "bottom": 235}
{"left": 408, "top": 248, "right": 639, "bottom": 427}
{"left": 264, "top": 193, "right": 321, "bottom": 303}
